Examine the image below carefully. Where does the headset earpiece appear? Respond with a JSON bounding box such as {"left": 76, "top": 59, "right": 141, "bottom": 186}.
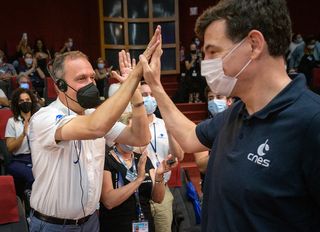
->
{"left": 56, "top": 79, "right": 68, "bottom": 92}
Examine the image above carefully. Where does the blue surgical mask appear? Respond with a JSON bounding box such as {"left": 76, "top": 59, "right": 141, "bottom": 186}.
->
{"left": 97, "top": 63, "right": 105, "bottom": 69}
{"left": 213, "top": 99, "right": 227, "bottom": 113}
{"left": 20, "top": 83, "right": 29, "bottom": 89}
{"left": 143, "top": 96, "right": 157, "bottom": 115}
{"left": 119, "top": 144, "right": 134, "bottom": 153}
{"left": 208, "top": 100, "right": 219, "bottom": 115}
{"left": 208, "top": 99, "right": 227, "bottom": 115}
{"left": 25, "top": 58, "right": 33, "bottom": 66}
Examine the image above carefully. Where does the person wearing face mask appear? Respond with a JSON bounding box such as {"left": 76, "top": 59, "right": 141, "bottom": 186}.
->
{"left": 140, "top": 0, "right": 320, "bottom": 231}
{"left": 94, "top": 57, "right": 112, "bottom": 97}
{"left": 100, "top": 112, "right": 177, "bottom": 232}
{"left": 297, "top": 37, "right": 320, "bottom": 87}
{"left": 18, "top": 52, "right": 45, "bottom": 97}
{"left": 60, "top": 38, "right": 75, "bottom": 54}
{"left": 0, "top": 49, "right": 17, "bottom": 96}
{"left": 28, "top": 26, "right": 161, "bottom": 232}
{"left": 185, "top": 43, "right": 203, "bottom": 103}
{"left": 205, "top": 86, "right": 233, "bottom": 118}
{"left": 5, "top": 88, "right": 38, "bottom": 199}
{"left": 139, "top": 81, "right": 183, "bottom": 232}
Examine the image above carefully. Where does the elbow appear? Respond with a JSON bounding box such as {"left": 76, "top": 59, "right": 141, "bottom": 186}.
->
{"left": 152, "top": 195, "right": 164, "bottom": 204}
{"left": 102, "top": 200, "right": 115, "bottom": 210}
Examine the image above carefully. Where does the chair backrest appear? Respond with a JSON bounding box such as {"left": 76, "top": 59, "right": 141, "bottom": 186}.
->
{"left": 44, "top": 76, "right": 58, "bottom": 105}
{"left": 0, "top": 109, "right": 13, "bottom": 140}
{"left": 312, "top": 68, "right": 320, "bottom": 89}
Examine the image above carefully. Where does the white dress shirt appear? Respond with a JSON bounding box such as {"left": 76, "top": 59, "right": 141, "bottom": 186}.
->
{"left": 29, "top": 98, "right": 125, "bottom": 219}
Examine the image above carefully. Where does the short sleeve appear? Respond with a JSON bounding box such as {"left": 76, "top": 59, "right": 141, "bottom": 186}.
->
{"left": 195, "top": 112, "right": 226, "bottom": 149}
{"left": 5, "top": 118, "right": 16, "bottom": 138}
{"left": 104, "top": 122, "right": 126, "bottom": 146}
{"left": 29, "top": 108, "right": 76, "bottom": 148}
{"left": 302, "top": 112, "right": 320, "bottom": 206}
{"left": 145, "top": 157, "right": 155, "bottom": 171}
{"left": 104, "top": 152, "right": 114, "bottom": 171}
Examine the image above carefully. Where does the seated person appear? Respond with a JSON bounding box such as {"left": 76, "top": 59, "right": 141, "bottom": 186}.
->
{"left": 0, "top": 49, "right": 17, "bottom": 95}
{"left": 0, "top": 88, "right": 9, "bottom": 109}
{"left": 17, "top": 74, "right": 44, "bottom": 107}
{"left": 18, "top": 52, "right": 45, "bottom": 97}
{"left": 5, "top": 88, "right": 38, "bottom": 192}
{"left": 100, "top": 112, "right": 177, "bottom": 232}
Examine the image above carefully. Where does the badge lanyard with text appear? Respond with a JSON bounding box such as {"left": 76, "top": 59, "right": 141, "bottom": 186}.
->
{"left": 149, "top": 123, "right": 161, "bottom": 168}
{"left": 113, "top": 147, "right": 149, "bottom": 231}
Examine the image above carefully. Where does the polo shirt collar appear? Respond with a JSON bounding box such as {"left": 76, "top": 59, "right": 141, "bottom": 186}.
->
{"left": 240, "top": 75, "right": 307, "bottom": 120}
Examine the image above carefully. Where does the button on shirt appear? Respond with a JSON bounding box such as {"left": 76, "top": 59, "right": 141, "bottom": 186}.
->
{"left": 146, "top": 115, "right": 171, "bottom": 182}
{"left": 196, "top": 75, "right": 320, "bottom": 231}
{"left": 29, "top": 98, "right": 125, "bottom": 219}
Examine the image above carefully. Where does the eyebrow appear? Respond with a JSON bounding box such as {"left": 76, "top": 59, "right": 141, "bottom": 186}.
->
{"left": 204, "top": 44, "right": 221, "bottom": 52}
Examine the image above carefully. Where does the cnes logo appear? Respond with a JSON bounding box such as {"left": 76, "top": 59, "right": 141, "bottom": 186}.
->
{"left": 247, "top": 139, "right": 271, "bottom": 167}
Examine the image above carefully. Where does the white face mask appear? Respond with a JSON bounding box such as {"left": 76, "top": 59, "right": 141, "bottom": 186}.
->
{"left": 201, "top": 38, "right": 252, "bottom": 97}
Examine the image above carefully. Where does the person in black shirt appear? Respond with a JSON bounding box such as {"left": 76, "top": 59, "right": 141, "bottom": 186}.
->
{"left": 139, "top": 0, "right": 320, "bottom": 231}
{"left": 100, "top": 113, "right": 177, "bottom": 232}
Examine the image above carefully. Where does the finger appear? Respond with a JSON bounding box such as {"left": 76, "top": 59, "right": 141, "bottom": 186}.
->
{"left": 132, "top": 58, "right": 136, "bottom": 69}
{"left": 119, "top": 51, "right": 125, "bottom": 72}
{"left": 144, "top": 40, "right": 160, "bottom": 60}
{"left": 126, "top": 52, "right": 131, "bottom": 68}
{"left": 123, "top": 50, "right": 129, "bottom": 68}
{"left": 146, "top": 25, "right": 161, "bottom": 50}
{"left": 139, "top": 55, "right": 152, "bottom": 73}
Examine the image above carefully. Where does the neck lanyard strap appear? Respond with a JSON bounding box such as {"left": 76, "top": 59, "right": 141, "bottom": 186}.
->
{"left": 134, "top": 189, "right": 144, "bottom": 220}
{"left": 113, "top": 146, "right": 136, "bottom": 173}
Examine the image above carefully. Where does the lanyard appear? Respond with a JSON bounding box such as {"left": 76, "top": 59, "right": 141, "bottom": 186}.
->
{"left": 149, "top": 123, "right": 160, "bottom": 165}
{"left": 113, "top": 146, "right": 145, "bottom": 220}
{"left": 113, "top": 146, "right": 136, "bottom": 172}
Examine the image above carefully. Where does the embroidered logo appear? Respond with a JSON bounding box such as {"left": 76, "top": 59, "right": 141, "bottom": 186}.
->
{"left": 247, "top": 139, "right": 271, "bottom": 167}
{"left": 55, "top": 114, "right": 65, "bottom": 124}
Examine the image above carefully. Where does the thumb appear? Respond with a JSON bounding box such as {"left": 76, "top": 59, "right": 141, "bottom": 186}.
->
{"left": 111, "top": 71, "right": 125, "bottom": 83}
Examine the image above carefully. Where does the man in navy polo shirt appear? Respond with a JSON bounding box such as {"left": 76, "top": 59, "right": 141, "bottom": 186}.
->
{"left": 139, "top": 0, "right": 320, "bottom": 231}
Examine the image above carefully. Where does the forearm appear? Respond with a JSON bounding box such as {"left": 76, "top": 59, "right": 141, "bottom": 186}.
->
{"left": 36, "top": 68, "right": 45, "bottom": 79}
{"left": 151, "top": 86, "right": 198, "bottom": 152}
{"left": 101, "top": 176, "right": 144, "bottom": 209}
{"left": 0, "top": 97, "right": 9, "bottom": 106}
{"left": 6, "top": 134, "right": 25, "bottom": 153}
{"left": 167, "top": 131, "right": 184, "bottom": 161}
{"left": 130, "top": 89, "right": 151, "bottom": 145}
{"left": 151, "top": 173, "right": 165, "bottom": 203}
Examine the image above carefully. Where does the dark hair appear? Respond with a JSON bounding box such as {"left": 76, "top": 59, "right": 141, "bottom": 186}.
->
{"left": 195, "top": 0, "right": 292, "bottom": 57}
{"left": 33, "top": 39, "right": 48, "bottom": 54}
{"left": 11, "top": 88, "right": 38, "bottom": 121}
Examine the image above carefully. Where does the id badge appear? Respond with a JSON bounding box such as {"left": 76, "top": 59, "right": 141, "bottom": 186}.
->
{"left": 132, "top": 220, "right": 149, "bottom": 232}
{"left": 126, "top": 170, "right": 137, "bottom": 182}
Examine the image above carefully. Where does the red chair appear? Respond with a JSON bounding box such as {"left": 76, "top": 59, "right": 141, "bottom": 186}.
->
{"left": 44, "top": 76, "right": 58, "bottom": 105}
{"left": 0, "top": 108, "right": 13, "bottom": 140}
{"left": 311, "top": 68, "right": 320, "bottom": 90}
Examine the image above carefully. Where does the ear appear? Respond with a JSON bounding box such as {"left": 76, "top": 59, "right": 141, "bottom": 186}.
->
{"left": 247, "top": 30, "right": 266, "bottom": 59}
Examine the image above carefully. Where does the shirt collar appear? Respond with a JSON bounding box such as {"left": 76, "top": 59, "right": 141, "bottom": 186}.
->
{"left": 240, "top": 74, "right": 307, "bottom": 120}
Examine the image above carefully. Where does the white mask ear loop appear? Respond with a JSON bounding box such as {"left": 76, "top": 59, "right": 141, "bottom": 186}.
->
{"left": 223, "top": 37, "right": 247, "bottom": 61}
{"left": 234, "top": 59, "right": 252, "bottom": 79}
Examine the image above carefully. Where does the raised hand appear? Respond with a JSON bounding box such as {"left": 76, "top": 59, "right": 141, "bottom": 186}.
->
{"left": 112, "top": 50, "right": 136, "bottom": 83}
{"left": 156, "top": 154, "right": 178, "bottom": 176}
{"left": 139, "top": 33, "right": 163, "bottom": 87}
{"left": 137, "top": 150, "right": 147, "bottom": 180}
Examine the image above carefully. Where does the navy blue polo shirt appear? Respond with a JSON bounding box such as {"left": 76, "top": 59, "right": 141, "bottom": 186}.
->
{"left": 196, "top": 75, "right": 320, "bottom": 232}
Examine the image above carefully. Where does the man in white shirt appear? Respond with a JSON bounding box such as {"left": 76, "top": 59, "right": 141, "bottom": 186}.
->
{"left": 140, "top": 82, "right": 184, "bottom": 232}
{"left": 28, "top": 27, "right": 161, "bottom": 232}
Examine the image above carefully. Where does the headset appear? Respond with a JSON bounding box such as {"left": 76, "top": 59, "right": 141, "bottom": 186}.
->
{"left": 47, "top": 61, "right": 68, "bottom": 92}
